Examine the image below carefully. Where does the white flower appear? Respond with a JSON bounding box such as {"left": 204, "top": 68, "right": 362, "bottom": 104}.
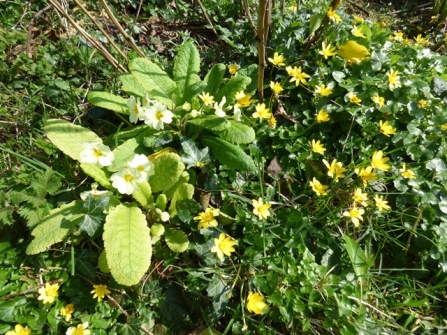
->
{"left": 110, "top": 167, "right": 139, "bottom": 195}
{"left": 79, "top": 142, "right": 114, "bottom": 167}
{"left": 127, "top": 96, "right": 145, "bottom": 124}
{"left": 182, "top": 102, "right": 191, "bottom": 111}
{"left": 127, "top": 154, "right": 154, "bottom": 181}
{"left": 232, "top": 105, "right": 242, "bottom": 121}
{"left": 141, "top": 91, "right": 154, "bottom": 107}
{"left": 155, "top": 208, "right": 170, "bottom": 222}
{"left": 143, "top": 102, "right": 174, "bottom": 130}
{"left": 214, "top": 96, "right": 227, "bottom": 117}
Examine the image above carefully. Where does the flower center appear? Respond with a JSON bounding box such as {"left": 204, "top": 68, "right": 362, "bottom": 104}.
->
{"left": 155, "top": 111, "right": 164, "bottom": 120}
{"left": 93, "top": 148, "right": 103, "bottom": 158}
{"left": 124, "top": 174, "right": 134, "bottom": 183}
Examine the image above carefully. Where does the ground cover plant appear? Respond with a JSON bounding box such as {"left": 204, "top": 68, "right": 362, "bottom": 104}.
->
{"left": 2, "top": 0, "right": 447, "bottom": 334}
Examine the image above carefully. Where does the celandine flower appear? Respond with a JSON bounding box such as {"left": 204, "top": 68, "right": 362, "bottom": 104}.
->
{"left": 211, "top": 233, "right": 236, "bottom": 260}
{"left": 268, "top": 52, "right": 286, "bottom": 66}
{"left": 323, "top": 159, "right": 346, "bottom": 181}
{"left": 228, "top": 63, "right": 240, "bottom": 75}
{"left": 355, "top": 166, "right": 378, "bottom": 186}
{"left": 319, "top": 42, "right": 337, "bottom": 59}
{"left": 353, "top": 15, "right": 364, "bottom": 25}
{"left": 199, "top": 91, "right": 215, "bottom": 106}
{"left": 66, "top": 322, "right": 90, "bottom": 335}
{"left": 38, "top": 282, "right": 59, "bottom": 304}
{"left": 310, "top": 139, "right": 326, "bottom": 155}
{"left": 414, "top": 34, "right": 428, "bottom": 46}
{"left": 371, "top": 150, "right": 390, "bottom": 171}
{"left": 268, "top": 115, "right": 277, "bottom": 129}
{"left": 379, "top": 120, "right": 396, "bottom": 137}
{"left": 371, "top": 95, "right": 385, "bottom": 109}
{"left": 60, "top": 304, "right": 75, "bottom": 322}
{"left": 252, "top": 103, "right": 271, "bottom": 120}
{"left": 127, "top": 154, "right": 154, "bottom": 181}
{"left": 91, "top": 284, "right": 111, "bottom": 302}
{"left": 327, "top": 7, "right": 342, "bottom": 23}
{"left": 6, "top": 324, "right": 31, "bottom": 335}
{"left": 400, "top": 163, "right": 416, "bottom": 179}
{"left": 110, "top": 167, "right": 139, "bottom": 195}
{"left": 343, "top": 205, "right": 365, "bottom": 227}
{"left": 214, "top": 96, "right": 227, "bottom": 117}
{"left": 417, "top": 99, "right": 428, "bottom": 109}
{"left": 316, "top": 109, "right": 330, "bottom": 123}
{"left": 387, "top": 69, "right": 401, "bottom": 91}
{"left": 353, "top": 188, "right": 368, "bottom": 207}
{"left": 143, "top": 102, "right": 173, "bottom": 130}
{"left": 286, "top": 66, "right": 310, "bottom": 86}
{"left": 246, "top": 292, "right": 267, "bottom": 314}
{"left": 269, "top": 81, "right": 284, "bottom": 95}
{"left": 194, "top": 208, "right": 220, "bottom": 229}
{"left": 352, "top": 25, "right": 366, "bottom": 38}
{"left": 79, "top": 142, "right": 114, "bottom": 167}
{"left": 235, "top": 91, "right": 255, "bottom": 107}
{"left": 315, "top": 84, "right": 333, "bottom": 97}
{"left": 252, "top": 198, "right": 272, "bottom": 220}
{"left": 374, "top": 195, "right": 391, "bottom": 212}
{"left": 309, "top": 177, "right": 329, "bottom": 196}
{"left": 347, "top": 92, "right": 362, "bottom": 106}
{"left": 393, "top": 31, "right": 404, "bottom": 42}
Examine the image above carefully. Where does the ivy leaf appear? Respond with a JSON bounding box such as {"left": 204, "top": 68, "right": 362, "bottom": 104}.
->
{"left": 79, "top": 194, "right": 110, "bottom": 237}
{"left": 433, "top": 76, "right": 447, "bottom": 97}
{"left": 180, "top": 137, "right": 211, "bottom": 168}
{"left": 176, "top": 199, "right": 202, "bottom": 223}
{"left": 206, "top": 274, "right": 228, "bottom": 297}
{"left": 165, "top": 229, "right": 189, "bottom": 252}
{"left": 87, "top": 92, "right": 129, "bottom": 114}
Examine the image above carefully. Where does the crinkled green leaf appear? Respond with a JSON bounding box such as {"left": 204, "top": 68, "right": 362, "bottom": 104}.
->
{"left": 98, "top": 250, "right": 111, "bottom": 273}
{"left": 211, "top": 121, "right": 255, "bottom": 144}
{"left": 187, "top": 115, "right": 231, "bottom": 131}
{"left": 87, "top": 92, "right": 129, "bottom": 114}
{"left": 215, "top": 75, "right": 251, "bottom": 105}
{"left": 103, "top": 204, "right": 151, "bottom": 286}
{"left": 149, "top": 153, "right": 185, "bottom": 193}
{"left": 168, "top": 183, "right": 194, "bottom": 217}
{"left": 80, "top": 163, "right": 113, "bottom": 190}
{"left": 164, "top": 171, "right": 190, "bottom": 199}
{"left": 203, "top": 64, "right": 226, "bottom": 96}
{"left": 120, "top": 73, "right": 145, "bottom": 97}
{"left": 165, "top": 228, "right": 189, "bottom": 252}
{"left": 173, "top": 42, "right": 201, "bottom": 104}
{"left": 108, "top": 138, "right": 140, "bottom": 172}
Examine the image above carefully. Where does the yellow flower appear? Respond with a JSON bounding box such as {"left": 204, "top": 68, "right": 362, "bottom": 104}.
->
{"left": 235, "top": 91, "right": 255, "bottom": 107}
{"left": 403, "top": 38, "right": 412, "bottom": 46}
{"left": 252, "top": 103, "right": 271, "bottom": 120}
{"left": 211, "top": 233, "right": 236, "bottom": 260}
{"left": 374, "top": 195, "right": 391, "bottom": 212}
{"left": 194, "top": 208, "right": 220, "bottom": 229}
{"left": 38, "top": 282, "right": 59, "bottom": 304}
{"left": 246, "top": 292, "right": 267, "bottom": 314}
{"left": 309, "top": 177, "right": 329, "bottom": 196}
{"left": 400, "top": 163, "right": 416, "bottom": 179}
{"left": 327, "top": 7, "right": 342, "bottom": 23}
{"left": 228, "top": 63, "right": 240, "bottom": 75}
{"left": 337, "top": 40, "right": 370, "bottom": 64}
{"left": 268, "top": 52, "right": 286, "bottom": 66}
{"left": 315, "top": 84, "right": 333, "bottom": 97}
{"left": 379, "top": 21, "right": 387, "bottom": 28}
{"left": 347, "top": 92, "right": 362, "bottom": 106}
{"left": 6, "top": 324, "right": 31, "bottom": 335}
{"left": 414, "top": 34, "right": 428, "bottom": 46}
{"left": 440, "top": 123, "right": 447, "bottom": 131}
{"left": 199, "top": 92, "right": 215, "bottom": 106}
{"left": 417, "top": 99, "right": 428, "bottom": 109}
{"left": 288, "top": 5, "right": 297, "bottom": 13}
{"left": 319, "top": 42, "right": 337, "bottom": 59}
{"left": 387, "top": 69, "right": 401, "bottom": 91}
{"left": 371, "top": 150, "right": 390, "bottom": 171}
{"left": 268, "top": 115, "right": 277, "bottom": 129}
{"left": 355, "top": 166, "right": 378, "bottom": 186}
{"left": 252, "top": 198, "right": 272, "bottom": 220}
{"left": 379, "top": 120, "right": 396, "bottom": 137}
{"left": 90, "top": 284, "right": 111, "bottom": 302}
{"left": 66, "top": 322, "right": 90, "bottom": 335}
{"left": 60, "top": 304, "right": 75, "bottom": 322}
{"left": 269, "top": 81, "right": 284, "bottom": 95}
{"left": 311, "top": 139, "right": 326, "bottom": 155}
{"left": 392, "top": 31, "right": 404, "bottom": 42}
{"left": 353, "top": 188, "right": 368, "bottom": 207}
{"left": 371, "top": 95, "right": 385, "bottom": 109}
{"left": 323, "top": 158, "right": 346, "bottom": 181}
{"left": 353, "top": 15, "right": 364, "bottom": 25}
{"left": 316, "top": 109, "right": 330, "bottom": 123}
{"left": 343, "top": 205, "right": 365, "bottom": 227}
{"left": 286, "top": 66, "right": 311, "bottom": 86}
{"left": 352, "top": 25, "right": 366, "bottom": 38}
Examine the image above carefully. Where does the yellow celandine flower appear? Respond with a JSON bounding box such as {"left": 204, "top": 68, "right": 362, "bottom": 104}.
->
{"left": 286, "top": 66, "right": 311, "bottom": 86}
{"left": 288, "top": 5, "right": 297, "bottom": 13}
{"left": 353, "top": 15, "right": 364, "bottom": 25}
{"left": 379, "top": 120, "right": 396, "bottom": 137}
{"left": 60, "top": 304, "right": 75, "bottom": 322}
{"left": 228, "top": 63, "right": 240, "bottom": 75}
{"left": 327, "top": 7, "right": 342, "bottom": 24}
{"left": 38, "top": 282, "right": 59, "bottom": 304}
{"left": 315, "top": 84, "right": 333, "bottom": 97}
{"left": 371, "top": 150, "right": 391, "bottom": 171}
{"left": 252, "top": 198, "right": 272, "bottom": 220}
{"left": 211, "top": 233, "right": 236, "bottom": 260}
{"left": 246, "top": 292, "right": 267, "bottom": 314}
{"left": 323, "top": 158, "right": 346, "bottom": 181}
{"left": 252, "top": 103, "right": 271, "bottom": 120}
{"left": 353, "top": 188, "right": 368, "bottom": 207}
{"left": 91, "top": 284, "right": 111, "bottom": 302}
{"left": 309, "top": 177, "right": 329, "bottom": 196}
{"left": 355, "top": 166, "right": 378, "bottom": 187}
{"left": 387, "top": 69, "right": 401, "bottom": 91}
{"left": 379, "top": 21, "right": 387, "bottom": 28}
{"left": 194, "top": 208, "right": 220, "bottom": 229}
{"left": 337, "top": 40, "right": 370, "bottom": 64}
{"left": 403, "top": 38, "right": 412, "bottom": 46}
{"left": 371, "top": 95, "right": 385, "bottom": 109}
{"left": 316, "top": 109, "right": 330, "bottom": 123}
{"left": 392, "top": 31, "right": 404, "bottom": 42}
{"left": 319, "top": 42, "right": 337, "bottom": 59}
{"left": 268, "top": 115, "right": 277, "bottom": 129}
{"left": 352, "top": 25, "right": 366, "bottom": 38}
{"left": 343, "top": 205, "right": 365, "bottom": 227}
{"left": 268, "top": 52, "right": 286, "bottom": 66}
{"left": 66, "top": 322, "right": 90, "bottom": 335}
{"left": 269, "top": 81, "right": 284, "bottom": 95}
{"left": 414, "top": 34, "right": 428, "bottom": 46}
{"left": 235, "top": 91, "right": 255, "bottom": 107}
{"left": 374, "top": 195, "right": 391, "bottom": 212}
{"left": 6, "top": 324, "right": 31, "bottom": 335}
{"left": 310, "top": 139, "right": 326, "bottom": 155}
{"left": 347, "top": 92, "right": 362, "bottom": 106}
{"left": 440, "top": 123, "right": 447, "bottom": 131}
{"left": 417, "top": 99, "right": 428, "bottom": 109}
{"left": 400, "top": 163, "right": 416, "bottom": 179}
{"left": 199, "top": 92, "right": 215, "bottom": 106}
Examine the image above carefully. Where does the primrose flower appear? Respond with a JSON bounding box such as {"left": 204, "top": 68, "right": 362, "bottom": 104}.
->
{"left": 327, "top": 7, "right": 342, "bottom": 23}
{"left": 252, "top": 103, "right": 271, "bottom": 120}
{"left": 127, "top": 154, "right": 154, "bottom": 181}
{"left": 143, "top": 102, "right": 173, "bottom": 130}
{"left": 66, "top": 322, "right": 90, "bottom": 335}
{"left": 316, "top": 109, "right": 330, "bottom": 123}
{"left": 353, "top": 15, "right": 364, "bottom": 25}
{"left": 110, "top": 167, "right": 139, "bottom": 195}
{"left": 6, "top": 324, "right": 31, "bottom": 335}
{"left": 319, "top": 42, "right": 337, "bottom": 59}
{"left": 79, "top": 142, "right": 114, "bottom": 167}
{"left": 246, "top": 292, "right": 267, "bottom": 314}
{"left": 269, "top": 81, "right": 284, "bottom": 95}
{"left": 268, "top": 52, "right": 286, "bottom": 66}
{"left": 252, "top": 198, "right": 272, "bottom": 220}
{"left": 141, "top": 91, "right": 154, "bottom": 107}
{"left": 371, "top": 150, "right": 390, "bottom": 171}
{"left": 387, "top": 69, "right": 401, "bottom": 91}
{"left": 417, "top": 99, "right": 428, "bottom": 109}
{"left": 337, "top": 40, "right": 370, "bottom": 64}
{"left": 214, "top": 96, "right": 227, "bottom": 117}
{"left": 211, "top": 233, "right": 236, "bottom": 260}
{"left": 182, "top": 102, "right": 191, "bottom": 111}
{"left": 315, "top": 84, "right": 333, "bottom": 97}
{"left": 353, "top": 188, "right": 368, "bottom": 207}
{"left": 374, "top": 195, "right": 391, "bottom": 212}
{"left": 60, "top": 303, "right": 75, "bottom": 322}
{"left": 414, "top": 34, "right": 428, "bottom": 46}
{"left": 309, "top": 177, "right": 329, "bottom": 196}
{"left": 355, "top": 166, "right": 378, "bottom": 186}
{"left": 323, "top": 159, "right": 346, "bottom": 181}
{"left": 228, "top": 63, "right": 240, "bottom": 75}
{"left": 310, "top": 139, "right": 326, "bottom": 155}
{"left": 127, "top": 96, "right": 144, "bottom": 123}
{"left": 393, "top": 31, "right": 404, "bottom": 42}
{"left": 347, "top": 92, "right": 362, "bottom": 106}
{"left": 379, "top": 120, "right": 396, "bottom": 137}
{"left": 194, "top": 208, "right": 220, "bottom": 229}
{"left": 38, "top": 282, "right": 59, "bottom": 304}
{"left": 352, "top": 25, "right": 366, "bottom": 38}
{"left": 232, "top": 105, "right": 242, "bottom": 121}
{"left": 286, "top": 66, "right": 311, "bottom": 86}
{"left": 400, "top": 163, "right": 416, "bottom": 179}
{"left": 343, "top": 205, "right": 365, "bottom": 227}
{"left": 235, "top": 91, "right": 255, "bottom": 107}
{"left": 199, "top": 91, "right": 215, "bottom": 106}
{"left": 91, "top": 284, "right": 111, "bottom": 302}
{"left": 371, "top": 95, "right": 385, "bottom": 109}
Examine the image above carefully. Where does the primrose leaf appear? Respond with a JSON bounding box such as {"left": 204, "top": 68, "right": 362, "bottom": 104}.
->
{"left": 80, "top": 163, "right": 113, "bottom": 190}
{"left": 87, "top": 92, "right": 129, "bottom": 114}
{"left": 108, "top": 138, "right": 140, "bottom": 172}
{"left": 187, "top": 115, "right": 231, "bottom": 131}
{"left": 165, "top": 228, "right": 189, "bottom": 252}
{"left": 214, "top": 75, "right": 252, "bottom": 105}
{"left": 203, "top": 64, "right": 226, "bottom": 96}
{"left": 119, "top": 73, "right": 145, "bottom": 97}
{"left": 149, "top": 153, "right": 185, "bottom": 193}
{"left": 180, "top": 137, "right": 211, "bottom": 168}
{"left": 79, "top": 194, "right": 110, "bottom": 237}
{"left": 44, "top": 119, "right": 102, "bottom": 162}
{"left": 103, "top": 204, "right": 151, "bottom": 286}
{"left": 168, "top": 182, "right": 194, "bottom": 217}
{"left": 211, "top": 120, "right": 255, "bottom": 144}
{"left": 173, "top": 42, "right": 201, "bottom": 104}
